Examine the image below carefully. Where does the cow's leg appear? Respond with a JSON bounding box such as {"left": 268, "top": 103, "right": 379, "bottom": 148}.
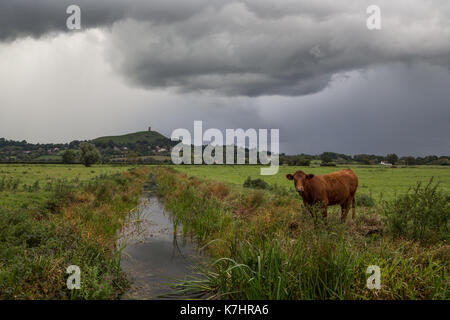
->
{"left": 308, "top": 206, "right": 315, "bottom": 219}
{"left": 351, "top": 196, "right": 356, "bottom": 219}
{"left": 321, "top": 203, "right": 328, "bottom": 219}
{"left": 340, "top": 198, "right": 351, "bottom": 223}
{"left": 340, "top": 203, "right": 345, "bottom": 217}
{"left": 303, "top": 200, "right": 314, "bottom": 219}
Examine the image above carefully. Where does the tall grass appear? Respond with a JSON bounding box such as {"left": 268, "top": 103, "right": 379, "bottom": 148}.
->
{"left": 383, "top": 178, "right": 449, "bottom": 244}
{"left": 153, "top": 167, "right": 449, "bottom": 300}
{"left": 0, "top": 176, "right": 21, "bottom": 191}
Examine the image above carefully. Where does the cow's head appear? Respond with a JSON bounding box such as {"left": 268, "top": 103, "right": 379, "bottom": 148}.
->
{"left": 286, "top": 170, "right": 315, "bottom": 195}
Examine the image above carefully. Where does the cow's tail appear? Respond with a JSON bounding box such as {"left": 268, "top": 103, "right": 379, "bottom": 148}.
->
{"left": 352, "top": 196, "right": 356, "bottom": 219}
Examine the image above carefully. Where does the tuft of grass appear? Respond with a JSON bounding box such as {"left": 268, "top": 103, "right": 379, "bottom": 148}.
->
{"left": 243, "top": 176, "right": 269, "bottom": 190}
{"left": 209, "top": 182, "right": 231, "bottom": 199}
{"left": 382, "top": 178, "right": 449, "bottom": 245}
{"left": 0, "top": 176, "right": 21, "bottom": 191}
{"left": 356, "top": 193, "right": 376, "bottom": 207}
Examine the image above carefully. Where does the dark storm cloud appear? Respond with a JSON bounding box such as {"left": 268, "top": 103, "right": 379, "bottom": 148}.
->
{"left": 2, "top": 0, "right": 450, "bottom": 97}
{"left": 0, "top": 0, "right": 225, "bottom": 40}
{"left": 260, "top": 63, "right": 450, "bottom": 156}
{"left": 103, "top": 0, "right": 450, "bottom": 96}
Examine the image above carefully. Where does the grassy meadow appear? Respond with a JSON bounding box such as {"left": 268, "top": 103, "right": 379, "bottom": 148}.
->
{"left": 153, "top": 165, "right": 449, "bottom": 300}
{"left": 0, "top": 164, "right": 148, "bottom": 299}
{"left": 0, "top": 163, "right": 448, "bottom": 300}
{"left": 0, "top": 164, "right": 135, "bottom": 210}
{"left": 173, "top": 164, "right": 450, "bottom": 201}
{"left": 0, "top": 164, "right": 134, "bottom": 186}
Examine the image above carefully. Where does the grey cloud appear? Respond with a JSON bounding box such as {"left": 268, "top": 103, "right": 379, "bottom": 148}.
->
{"left": 0, "top": 0, "right": 450, "bottom": 97}
{"left": 260, "top": 63, "right": 450, "bottom": 156}
{"left": 0, "top": 0, "right": 225, "bottom": 40}
{"left": 102, "top": 0, "right": 450, "bottom": 96}
{"left": 2, "top": 1, "right": 450, "bottom": 97}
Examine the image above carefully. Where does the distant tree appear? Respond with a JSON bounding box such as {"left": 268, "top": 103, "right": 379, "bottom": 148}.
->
{"left": 62, "top": 150, "right": 78, "bottom": 164}
{"left": 424, "top": 155, "right": 438, "bottom": 164}
{"left": 68, "top": 140, "right": 80, "bottom": 149}
{"left": 297, "top": 158, "right": 311, "bottom": 166}
{"left": 79, "top": 142, "right": 101, "bottom": 167}
{"left": 401, "top": 156, "right": 416, "bottom": 166}
{"left": 95, "top": 141, "right": 107, "bottom": 149}
{"left": 354, "top": 154, "right": 380, "bottom": 165}
{"left": 353, "top": 154, "right": 370, "bottom": 164}
{"left": 320, "top": 153, "right": 333, "bottom": 164}
{"left": 126, "top": 152, "right": 139, "bottom": 164}
{"left": 386, "top": 153, "right": 399, "bottom": 165}
{"left": 286, "top": 155, "right": 310, "bottom": 166}
{"left": 436, "top": 158, "right": 450, "bottom": 166}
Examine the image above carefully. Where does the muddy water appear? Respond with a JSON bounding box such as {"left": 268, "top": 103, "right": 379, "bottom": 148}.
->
{"left": 118, "top": 193, "right": 199, "bottom": 299}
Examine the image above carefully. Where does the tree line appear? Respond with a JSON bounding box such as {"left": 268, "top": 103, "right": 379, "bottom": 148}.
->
{"left": 280, "top": 152, "right": 450, "bottom": 166}
{"left": 0, "top": 137, "right": 449, "bottom": 166}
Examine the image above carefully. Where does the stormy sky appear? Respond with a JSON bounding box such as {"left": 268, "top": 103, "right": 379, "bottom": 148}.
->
{"left": 0, "top": 0, "right": 449, "bottom": 156}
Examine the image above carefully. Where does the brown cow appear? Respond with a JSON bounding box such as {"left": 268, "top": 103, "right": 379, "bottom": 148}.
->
{"left": 286, "top": 168, "right": 358, "bottom": 222}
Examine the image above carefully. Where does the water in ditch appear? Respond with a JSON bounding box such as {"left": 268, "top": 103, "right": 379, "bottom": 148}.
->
{"left": 118, "top": 189, "right": 200, "bottom": 299}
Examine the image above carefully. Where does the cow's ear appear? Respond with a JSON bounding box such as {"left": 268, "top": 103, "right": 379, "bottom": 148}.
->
{"left": 306, "top": 174, "right": 315, "bottom": 180}
{"left": 286, "top": 174, "right": 294, "bottom": 180}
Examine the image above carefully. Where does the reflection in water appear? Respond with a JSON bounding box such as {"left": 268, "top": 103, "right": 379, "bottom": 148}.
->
{"left": 118, "top": 195, "right": 198, "bottom": 300}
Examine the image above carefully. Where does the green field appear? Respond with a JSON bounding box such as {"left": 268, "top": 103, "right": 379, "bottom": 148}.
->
{"left": 1, "top": 164, "right": 448, "bottom": 299}
{"left": 4, "top": 164, "right": 449, "bottom": 202}
{"left": 173, "top": 165, "right": 450, "bottom": 201}
{"left": 153, "top": 166, "right": 449, "bottom": 299}
{"left": 0, "top": 164, "right": 148, "bottom": 299}
{"left": 0, "top": 164, "right": 134, "bottom": 210}
{"left": 0, "top": 164, "right": 133, "bottom": 184}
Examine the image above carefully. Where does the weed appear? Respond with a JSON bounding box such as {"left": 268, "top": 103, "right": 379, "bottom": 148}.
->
{"left": 383, "top": 178, "right": 449, "bottom": 244}
{"left": 357, "top": 193, "right": 376, "bottom": 207}
{"left": 243, "top": 176, "right": 269, "bottom": 190}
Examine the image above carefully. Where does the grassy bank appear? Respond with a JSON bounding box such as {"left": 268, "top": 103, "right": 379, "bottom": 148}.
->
{"left": 0, "top": 166, "right": 148, "bottom": 299}
{"left": 153, "top": 167, "right": 448, "bottom": 299}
